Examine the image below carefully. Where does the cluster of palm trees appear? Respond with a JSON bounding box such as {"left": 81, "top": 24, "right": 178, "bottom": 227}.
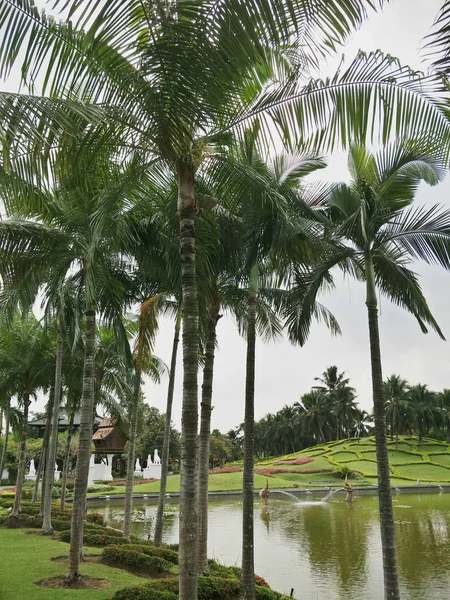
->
{"left": 2, "top": 1, "right": 450, "bottom": 599}
{"left": 250, "top": 367, "right": 368, "bottom": 456}
{"left": 385, "top": 376, "right": 450, "bottom": 444}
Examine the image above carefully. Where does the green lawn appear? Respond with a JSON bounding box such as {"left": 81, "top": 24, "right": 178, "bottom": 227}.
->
{"left": 0, "top": 529, "right": 146, "bottom": 600}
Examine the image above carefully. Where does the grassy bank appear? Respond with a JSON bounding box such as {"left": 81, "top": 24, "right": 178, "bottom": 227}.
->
{"left": 0, "top": 529, "right": 145, "bottom": 600}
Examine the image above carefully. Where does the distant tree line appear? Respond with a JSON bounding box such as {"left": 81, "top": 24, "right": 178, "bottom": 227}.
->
{"left": 224, "top": 366, "right": 450, "bottom": 459}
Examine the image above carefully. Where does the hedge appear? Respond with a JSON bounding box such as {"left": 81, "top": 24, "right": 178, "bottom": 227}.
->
{"left": 59, "top": 530, "right": 131, "bottom": 546}
{"left": 118, "top": 544, "right": 178, "bottom": 566}
{"left": 102, "top": 545, "right": 173, "bottom": 576}
{"left": 112, "top": 577, "right": 290, "bottom": 600}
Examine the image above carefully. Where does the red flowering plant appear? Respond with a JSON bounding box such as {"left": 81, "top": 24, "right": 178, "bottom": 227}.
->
{"left": 273, "top": 457, "right": 313, "bottom": 465}
{"left": 209, "top": 467, "right": 243, "bottom": 474}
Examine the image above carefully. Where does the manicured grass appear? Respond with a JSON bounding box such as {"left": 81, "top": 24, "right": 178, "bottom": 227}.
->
{"left": 430, "top": 454, "right": 450, "bottom": 467}
{"left": 329, "top": 451, "right": 358, "bottom": 462}
{"left": 0, "top": 528, "right": 146, "bottom": 599}
{"left": 345, "top": 460, "right": 378, "bottom": 476}
{"left": 395, "top": 463, "right": 450, "bottom": 482}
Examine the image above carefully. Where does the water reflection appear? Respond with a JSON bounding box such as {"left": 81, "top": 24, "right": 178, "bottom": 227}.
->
{"left": 88, "top": 492, "right": 450, "bottom": 599}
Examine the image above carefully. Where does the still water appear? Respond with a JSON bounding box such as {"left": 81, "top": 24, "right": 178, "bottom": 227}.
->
{"left": 88, "top": 491, "right": 450, "bottom": 599}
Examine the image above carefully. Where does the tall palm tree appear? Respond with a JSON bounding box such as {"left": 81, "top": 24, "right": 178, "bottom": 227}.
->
{"left": 122, "top": 300, "right": 165, "bottom": 541}
{"left": 294, "top": 142, "right": 450, "bottom": 600}
{"left": 0, "top": 146, "right": 145, "bottom": 580}
{"left": 298, "top": 390, "right": 335, "bottom": 445}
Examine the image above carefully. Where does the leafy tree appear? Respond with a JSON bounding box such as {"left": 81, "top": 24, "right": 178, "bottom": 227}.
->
{"left": 408, "top": 384, "right": 439, "bottom": 444}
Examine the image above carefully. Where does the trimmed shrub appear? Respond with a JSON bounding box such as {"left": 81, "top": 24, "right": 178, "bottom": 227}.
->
{"left": 116, "top": 577, "right": 290, "bottom": 600}
{"left": 87, "top": 484, "right": 115, "bottom": 493}
{"left": 59, "top": 529, "right": 130, "bottom": 546}
{"left": 102, "top": 545, "right": 173, "bottom": 576}
{"left": 113, "top": 587, "right": 177, "bottom": 600}
{"left": 120, "top": 544, "right": 178, "bottom": 565}
{"left": 85, "top": 512, "right": 105, "bottom": 526}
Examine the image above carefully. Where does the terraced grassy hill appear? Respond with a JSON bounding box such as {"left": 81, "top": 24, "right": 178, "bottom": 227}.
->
{"left": 255, "top": 436, "right": 450, "bottom": 487}
{"left": 84, "top": 436, "right": 450, "bottom": 496}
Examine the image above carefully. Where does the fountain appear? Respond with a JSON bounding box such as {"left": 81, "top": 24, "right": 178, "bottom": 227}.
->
{"left": 321, "top": 488, "right": 344, "bottom": 502}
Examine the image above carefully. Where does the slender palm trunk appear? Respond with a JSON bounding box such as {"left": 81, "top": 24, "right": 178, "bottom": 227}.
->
{"left": 366, "top": 256, "right": 400, "bottom": 600}
{"left": 0, "top": 397, "right": 11, "bottom": 483}
{"left": 178, "top": 161, "right": 199, "bottom": 600}
{"left": 198, "top": 297, "right": 221, "bottom": 574}
{"left": 9, "top": 377, "right": 31, "bottom": 525}
{"left": 42, "top": 325, "right": 63, "bottom": 534}
{"left": 65, "top": 307, "right": 96, "bottom": 584}
{"left": 447, "top": 422, "right": 450, "bottom": 444}
{"left": 38, "top": 394, "right": 54, "bottom": 512}
{"left": 154, "top": 311, "right": 181, "bottom": 547}
{"left": 390, "top": 414, "right": 394, "bottom": 442}
{"left": 32, "top": 399, "right": 51, "bottom": 505}
{"left": 60, "top": 410, "right": 75, "bottom": 511}
{"left": 123, "top": 370, "right": 141, "bottom": 540}
{"left": 240, "top": 265, "right": 258, "bottom": 600}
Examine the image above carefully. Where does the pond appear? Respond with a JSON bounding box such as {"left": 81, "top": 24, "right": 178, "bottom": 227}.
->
{"left": 87, "top": 491, "right": 450, "bottom": 599}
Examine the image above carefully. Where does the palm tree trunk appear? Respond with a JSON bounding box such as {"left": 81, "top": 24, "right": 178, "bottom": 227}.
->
{"left": 0, "top": 397, "right": 11, "bottom": 483}
{"left": 8, "top": 376, "right": 31, "bottom": 525}
{"left": 38, "top": 393, "right": 54, "bottom": 512}
{"left": 240, "top": 265, "right": 258, "bottom": 600}
{"left": 65, "top": 307, "right": 96, "bottom": 584}
{"left": 390, "top": 414, "right": 394, "bottom": 442}
{"left": 32, "top": 399, "right": 51, "bottom": 505}
{"left": 60, "top": 410, "right": 75, "bottom": 511}
{"left": 123, "top": 370, "right": 141, "bottom": 540}
{"left": 447, "top": 423, "right": 450, "bottom": 444}
{"left": 42, "top": 324, "right": 63, "bottom": 535}
{"left": 178, "top": 161, "right": 200, "bottom": 600}
{"left": 366, "top": 256, "right": 400, "bottom": 600}
{"left": 154, "top": 310, "right": 181, "bottom": 547}
{"left": 198, "top": 297, "right": 221, "bottom": 574}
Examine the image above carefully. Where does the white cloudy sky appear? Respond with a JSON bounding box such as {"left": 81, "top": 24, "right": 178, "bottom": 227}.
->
{"left": 4, "top": 0, "right": 450, "bottom": 432}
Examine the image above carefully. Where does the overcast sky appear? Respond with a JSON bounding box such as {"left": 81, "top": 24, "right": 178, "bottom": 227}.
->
{"left": 4, "top": 0, "right": 450, "bottom": 433}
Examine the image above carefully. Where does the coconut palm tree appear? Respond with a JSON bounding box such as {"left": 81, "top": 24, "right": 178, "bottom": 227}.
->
{"left": 408, "top": 384, "right": 440, "bottom": 444}
{"left": 438, "top": 389, "right": 450, "bottom": 442}
{"left": 292, "top": 141, "right": 450, "bottom": 600}
{"left": 384, "top": 375, "right": 413, "bottom": 445}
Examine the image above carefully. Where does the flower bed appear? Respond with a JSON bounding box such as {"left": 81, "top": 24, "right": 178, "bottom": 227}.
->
{"left": 108, "top": 479, "right": 157, "bottom": 486}
{"left": 273, "top": 457, "right": 313, "bottom": 466}
{"left": 254, "top": 467, "right": 333, "bottom": 477}
{"left": 208, "top": 467, "right": 243, "bottom": 475}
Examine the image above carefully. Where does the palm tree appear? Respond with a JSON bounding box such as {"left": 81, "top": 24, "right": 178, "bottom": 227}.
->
{"left": 408, "top": 384, "right": 439, "bottom": 444}
{"left": 384, "top": 375, "right": 412, "bottom": 445}
{"left": 298, "top": 390, "right": 335, "bottom": 445}
{"left": 123, "top": 299, "right": 165, "bottom": 541}
{"left": 0, "top": 314, "right": 54, "bottom": 525}
{"left": 438, "top": 389, "right": 450, "bottom": 442}
{"left": 295, "top": 142, "right": 450, "bottom": 600}
{"left": 0, "top": 145, "right": 144, "bottom": 580}
{"left": 3, "top": 4, "right": 450, "bottom": 595}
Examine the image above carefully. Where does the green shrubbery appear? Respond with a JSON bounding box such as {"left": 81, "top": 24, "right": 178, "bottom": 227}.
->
{"left": 112, "top": 577, "right": 290, "bottom": 600}
{"left": 102, "top": 545, "right": 174, "bottom": 576}
{"left": 117, "top": 543, "right": 178, "bottom": 565}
